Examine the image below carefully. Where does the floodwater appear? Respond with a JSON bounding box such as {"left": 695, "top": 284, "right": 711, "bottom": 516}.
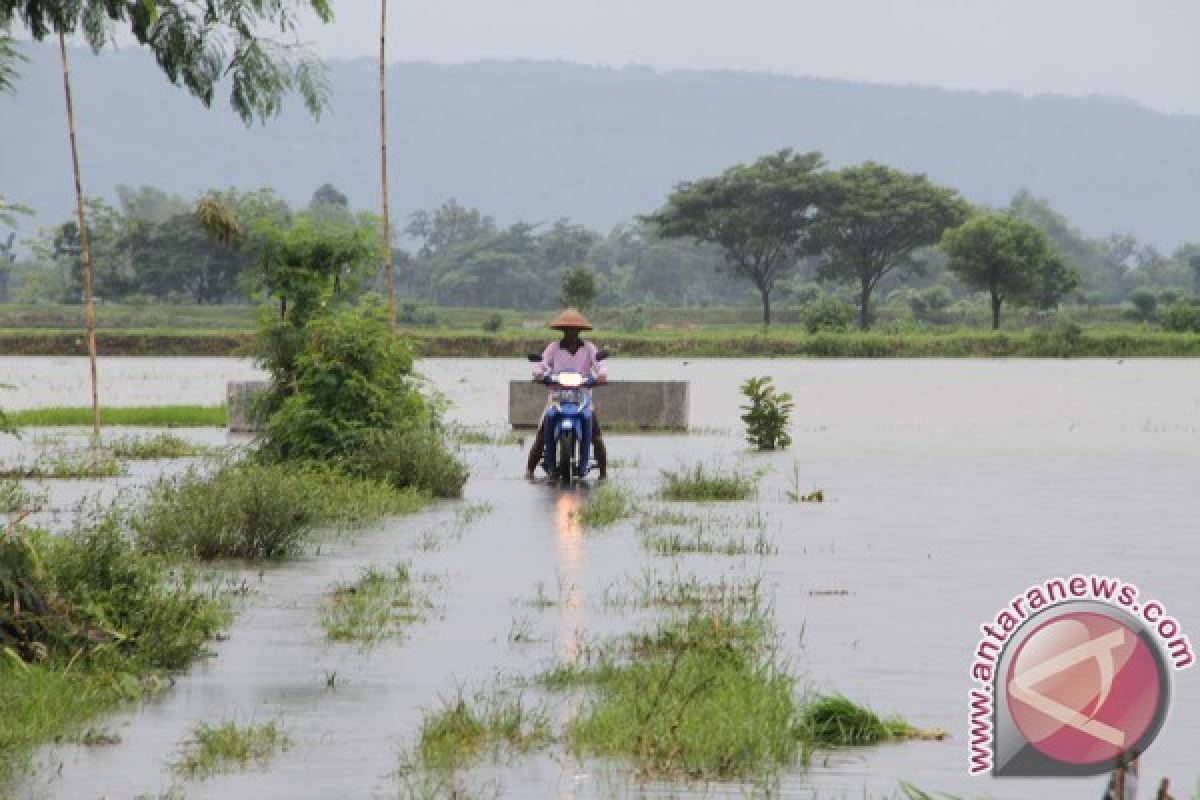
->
{"left": 3, "top": 356, "right": 1199, "bottom": 799}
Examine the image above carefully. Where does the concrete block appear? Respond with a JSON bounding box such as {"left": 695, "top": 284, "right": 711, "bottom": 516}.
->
{"left": 509, "top": 381, "right": 689, "bottom": 430}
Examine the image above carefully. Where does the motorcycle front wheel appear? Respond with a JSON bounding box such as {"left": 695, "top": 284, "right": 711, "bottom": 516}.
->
{"left": 557, "top": 430, "right": 575, "bottom": 484}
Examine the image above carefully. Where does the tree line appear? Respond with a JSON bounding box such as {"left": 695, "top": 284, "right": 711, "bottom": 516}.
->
{"left": 5, "top": 166, "right": 1200, "bottom": 329}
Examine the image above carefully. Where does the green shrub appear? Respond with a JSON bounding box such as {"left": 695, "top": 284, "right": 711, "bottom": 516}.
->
{"left": 1161, "top": 300, "right": 1200, "bottom": 333}
{"left": 906, "top": 285, "right": 953, "bottom": 322}
{"left": 481, "top": 312, "right": 503, "bottom": 332}
{"left": 1129, "top": 288, "right": 1158, "bottom": 322}
{"left": 739, "top": 376, "right": 793, "bottom": 451}
{"left": 48, "top": 508, "right": 230, "bottom": 671}
{"left": 136, "top": 463, "right": 319, "bottom": 560}
{"left": 257, "top": 302, "right": 466, "bottom": 497}
{"left": 340, "top": 426, "right": 467, "bottom": 499}
{"left": 620, "top": 304, "right": 648, "bottom": 333}
{"left": 135, "top": 461, "right": 424, "bottom": 561}
{"left": 800, "top": 296, "right": 854, "bottom": 333}
{"left": 560, "top": 267, "right": 597, "bottom": 311}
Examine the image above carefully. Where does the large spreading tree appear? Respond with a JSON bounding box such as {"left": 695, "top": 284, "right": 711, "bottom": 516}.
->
{"left": 941, "top": 212, "right": 1080, "bottom": 329}
{"left": 644, "top": 149, "right": 827, "bottom": 325}
{"left": 814, "top": 163, "right": 970, "bottom": 329}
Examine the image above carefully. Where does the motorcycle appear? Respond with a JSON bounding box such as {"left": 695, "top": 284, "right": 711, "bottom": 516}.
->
{"left": 527, "top": 351, "right": 607, "bottom": 484}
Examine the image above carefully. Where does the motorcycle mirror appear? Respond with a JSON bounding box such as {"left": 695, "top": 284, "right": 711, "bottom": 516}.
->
{"left": 596, "top": 349, "right": 610, "bottom": 361}
{"left": 526, "top": 353, "right": 542, "bottom": 363}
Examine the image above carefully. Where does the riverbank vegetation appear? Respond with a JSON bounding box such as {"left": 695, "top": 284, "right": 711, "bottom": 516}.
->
{"left": 0, "top": 510, "right": 231, "bottom": 783}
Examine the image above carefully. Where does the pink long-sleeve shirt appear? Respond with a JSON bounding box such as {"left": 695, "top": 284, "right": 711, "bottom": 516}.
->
{"left": 533, "top": 340, "right": 607, "bottom": 384}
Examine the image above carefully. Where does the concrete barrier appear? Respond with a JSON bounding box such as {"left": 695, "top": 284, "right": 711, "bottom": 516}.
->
{"left": 229, "top": 379, "right": 690, "bottom": 432}
{"left": 227, "top": 380, "right": 269, "bottom": 433}
{"left": 509, "top": 381, "right": 689, "bottom": 430}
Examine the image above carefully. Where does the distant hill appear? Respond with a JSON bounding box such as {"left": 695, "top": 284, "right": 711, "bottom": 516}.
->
{"left": 3, "top": 47, "right": 1200, "bottom": 248}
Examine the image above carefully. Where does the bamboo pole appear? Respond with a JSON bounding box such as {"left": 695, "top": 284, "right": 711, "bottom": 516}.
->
{"left": 58, "top": 32, "right": 100, "bottom": 440}
{"left": 379, "top": 0, "right": 396, "bottom": 329}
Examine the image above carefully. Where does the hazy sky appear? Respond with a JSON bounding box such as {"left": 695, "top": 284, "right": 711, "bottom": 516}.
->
{"left": 299, "top": 0, "right": 1200, "bottom": 113}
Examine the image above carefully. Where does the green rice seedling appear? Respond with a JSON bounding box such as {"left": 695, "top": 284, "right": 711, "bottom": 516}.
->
{"left": 10, "top": 406, "right": 226, "bottom": 428}
{"left": 570, "top": 483, "right": 637, "bottom": 528}
{"left": 173, "top": 721, "right": 291, "bottom": 779}
{"left": 322, "top": 563, "right": 427, "bottom": 644}
{"left": 417, "top": 691, "right": 551, "bottom": 770}
{"left": 795, "top": 694, "right": 922, "bottom": 746}
{"left": 565, "top": 605, "right": 800, "bottom": 780}
{"left": 659, "top": 464, "right": 758, "bottom": 502}
{"left": 108, "top": 433, "right": 210, "bottom": 460}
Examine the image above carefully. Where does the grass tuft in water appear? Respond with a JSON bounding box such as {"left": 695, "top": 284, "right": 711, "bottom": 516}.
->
{"left": 451, "top": 425, "right": 525, "bottom": 447}
{"left": 564, "top": 606, "right": 798, "bottom": 780}
{"left": 455, "top": 501, "right": 493, "bottom": 526}
{"left": 659, "top": 464, "right": 758, "bottom": 502}
{"left": 108, "top": 433, "right": 210, "bottom": 460}
{"left": 322, "top": 563, "right": 427, "bottom": 644}
{"left": 0, "top": 449, "right": 125, "bottom": 480}
{"left": 796, "top": 694, "right": 925, "bottom": 746}
{"left": 417, "top": 691, "right": 552, "bottom": 771}
{"left": 637, "top": 508, "right": 698, "bottom": 529}
{"left": 641, "top": 526, "right": 776, "bottom": 557}
{"left": 570, "top": 483, "right": 637, "bottom": 528}
{"left": 173, "top": 721, "right": 291, "bottom": 779}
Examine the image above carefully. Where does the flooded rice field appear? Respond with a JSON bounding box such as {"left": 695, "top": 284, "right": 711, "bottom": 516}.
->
{"left": 2, "top": 356, "right": 1199, "bottom": 799}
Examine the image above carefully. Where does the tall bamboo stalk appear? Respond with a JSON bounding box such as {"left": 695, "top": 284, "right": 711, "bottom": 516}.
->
{"left": 58, "top": 32, "right": 100, "bottom": 440}
{"left": 379, "top": 0, "right": 396, "bottom": 329}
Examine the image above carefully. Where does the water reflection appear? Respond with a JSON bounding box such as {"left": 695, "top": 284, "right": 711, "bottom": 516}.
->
{"left": 554, "top": 489, "right": 586, "bottom": 664}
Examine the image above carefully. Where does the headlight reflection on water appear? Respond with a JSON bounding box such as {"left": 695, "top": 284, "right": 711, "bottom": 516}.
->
{"left": 554, "top": 490, "right": 586, "bottom": 664}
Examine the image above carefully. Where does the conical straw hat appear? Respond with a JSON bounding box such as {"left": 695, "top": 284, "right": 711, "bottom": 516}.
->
{"left": 549, "top": 308, "right": 593, "bottom": 330}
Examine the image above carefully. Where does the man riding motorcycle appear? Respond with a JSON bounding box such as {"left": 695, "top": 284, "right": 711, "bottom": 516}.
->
{"left": 524, "top": 308, "right": 608, "bottom": 481}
